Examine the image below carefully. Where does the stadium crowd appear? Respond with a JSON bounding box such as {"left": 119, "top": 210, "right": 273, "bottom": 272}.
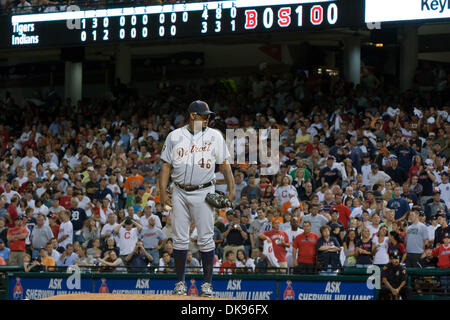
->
{"left": 1, "top": 0, "right": 217, "bottom": 14}
{"left": 0, "top": 59, "right": 449, "bottom": 290}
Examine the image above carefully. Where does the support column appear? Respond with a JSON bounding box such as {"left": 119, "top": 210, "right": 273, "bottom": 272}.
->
{"left": 343, "top": 36, "right": 361, "bottom": 86}
{"left": 115, "top": 43, "right": 131, "bottom": 85}
{"left": 64, "top": 61, "right": 82, "bottom": 104}
{"left": 399, "top": 26, "right": 418, "bottom": 92}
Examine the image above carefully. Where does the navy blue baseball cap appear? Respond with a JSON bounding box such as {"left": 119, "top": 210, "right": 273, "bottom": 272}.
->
{"left": 188, "top": 100, "right": 215, "bottom": 115}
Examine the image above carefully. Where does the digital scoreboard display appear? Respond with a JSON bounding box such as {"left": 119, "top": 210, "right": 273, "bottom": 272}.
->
{"left": 1, "top": 0, "right": 362, "bottom": 49}
{"left": 365, "top": 0, "right": 450, "bottom": 23}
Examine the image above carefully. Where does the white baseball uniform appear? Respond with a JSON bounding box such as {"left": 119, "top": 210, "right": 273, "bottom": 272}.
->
{"left": 161, "top": 125, "right": 230, "bottom": 252}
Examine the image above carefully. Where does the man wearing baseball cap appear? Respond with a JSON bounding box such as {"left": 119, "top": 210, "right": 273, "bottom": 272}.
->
{"left": 380, "top": 250, "right": 412, "bottom": 300}
{"left": 431, "top": 232, "right": 450, "bottom": 295}
{"left": 434, "top": 212, "right": 450, "bottom": 247}
{"left": 6, "top": 215, "right": 29, "bottom": 266}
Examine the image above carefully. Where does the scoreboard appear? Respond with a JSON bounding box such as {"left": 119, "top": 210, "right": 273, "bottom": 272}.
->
{"left": 1, "top": 0, "right": 363, "bottom": 49}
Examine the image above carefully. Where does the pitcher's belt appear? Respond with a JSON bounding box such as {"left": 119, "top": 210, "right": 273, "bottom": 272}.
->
{"left": 174, "top": 180, "right": 215, "bottom": 191}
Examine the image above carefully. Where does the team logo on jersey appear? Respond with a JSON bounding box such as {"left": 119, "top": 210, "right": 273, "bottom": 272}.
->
{"left": 283, "top": 280, "right": 295, "bottom": 300}
{"left": 188, "top": 279, "right": 199, "bottom": 296}
{"left": 175, "top": 142, "right": 213, "bottom": 161}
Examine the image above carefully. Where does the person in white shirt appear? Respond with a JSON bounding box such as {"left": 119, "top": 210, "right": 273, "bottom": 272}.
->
{"left": 427, "top": 215, "right": 441, "bottom": 243}
{"left": 139, "top": 205, "right": 162, "bottom": 229}
{"left": 2, "top": 182, "right": 20, "bottom": 203}
{"left": 367, "top": 164, "right": 391, "bottom": 189}
{"left": 74, "top": 190, "right": 93, "bottom": 216}
{"left": 366, "top": 213, "right": 381, "bottom": 239}
{"left": 274, "top": 176, "right": 298, "bottom": 206}
{"left": 101, "top": 213, "right": 120, "bottom": 244}
{"left": 18, "top": 148, "right": 40, "bottom": 170}
{"left": 372, "top": 225, "right": 390, "bottom": 266}
{"left": 113, "top": 218, "right": 143, "bottom": 257}
{"left": 57, "top": 210, "right": 73, "bottom": 250}
{"left": 233, "top": 172, "right": 247, "bottom": 203}
{"left": 284, "top": 217, "right": 303, "bottom": 268}
{"left": 437, "top": 171, "right": 450, "bottom": 209}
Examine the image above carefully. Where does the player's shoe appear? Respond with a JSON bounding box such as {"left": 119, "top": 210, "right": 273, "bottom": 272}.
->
{"left": 200, "top": 282, "right": 213, "bottom": 297}
{"left": 172, "top": 281, "right": 187, "bottom": 296}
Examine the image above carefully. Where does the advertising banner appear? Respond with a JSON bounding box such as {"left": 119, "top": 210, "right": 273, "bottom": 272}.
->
{"left": 93, "top": 278, "right": 277, "bottom": 300}
{"left": 9, "top": 276, "right": 92, "bottom": 300}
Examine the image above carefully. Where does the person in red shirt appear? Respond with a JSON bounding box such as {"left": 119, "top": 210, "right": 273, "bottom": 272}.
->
{"left": 5, "top": 196, "right": 19, "bottom": 228}
{"left": 59, "top": 186, "right": 73, "bottom": 210}
{"left": 219, "top": 250, "right": 236, "bottom": 275}
{"left": 292, "top": 221, "right": 320, "bottom": 274}
{"left": 48, "top": 213, "right": 60, "bottom": 239}
{"left": 432, "top": 233, "right": 450, "bottom": 269}
{"left": 259, "top": 220, "right": 290, "bottom": 270}
{"left": 330, "top": 193, "right": 351, "bottom": 229}
{"left": 6, "top": 215, "right": 29, "bottom": 266}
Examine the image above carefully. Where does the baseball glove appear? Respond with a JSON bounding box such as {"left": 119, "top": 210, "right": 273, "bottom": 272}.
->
{"left": 205, "top": 191, "right": 232, "bottom": 209}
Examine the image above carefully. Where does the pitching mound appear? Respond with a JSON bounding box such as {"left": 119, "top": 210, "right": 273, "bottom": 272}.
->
{"left": 42, "top": 293, "right": 231, "bottom": 300}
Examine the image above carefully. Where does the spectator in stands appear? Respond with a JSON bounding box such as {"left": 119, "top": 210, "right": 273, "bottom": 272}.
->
{"left": 5, "top": 195, "right": 19, "bottom": 228}
{"left": 74, "top": 245, "right": 94, "bottom": 271}
{"left": 45, "top": 240, "right": 60, "bottom": 262}
{"left": 387, "top": 186, "right": 410, "bottom": 221}
{"left": 125, "top": 239, "right": 153, "bottom": 273}
{"left": 292, "top": 221, "right": 319, "bottom": 274}
{"left": 56, "top": 243, "right": 77, "bottom": 267}
{"left": 82, "top": 217, "right": 100, "bottom": 248}
{"left": 98, "top": 250, "right": 126, "bottom": 273}
{"left": 235, "top": 248, "right": 255, "bottom": 273}
{"left": 405, "top": 210, "right": 430, "bottom": 268}
{"left": 301, "top": 203, "right": 328, "bottom": 235}
{"left": 258, "top": 220, "right": 290, "bottom": 271}
{"left": 434, "top": 212, "right": 450, "bottom": 247}
{"left": 372, "top": 225, "right": 390, "bottom": 267}
{"left": 185, "top": 250, "right": 201, "bottom": 274}
{"left": 316, "top": 224, "right": 341, "bottom": 273}
{"left": 140, "top": 216, "right": 167, "bottom": 266}
{"left": 23, "top": 253, "right": 39, "bottom": 272}
{"left": 388, "top": 231, "right": 407, "bottom": 265}
{"left": 15, "top": 0, "right": 32, "bottom": 14}
{"left": 69, "top": 198, "right": 88, "bottom": 243}
{"left": 0, "top": 239, "right": 10, "bottom": 264}
{"left": 222, "top": 213, "right": 248, "bottom": 260}
{"left": 29, "top": 213, "right": 54, "bottom": 259}
{"left": 57, "top": 210, "right": 73, "bottom": 252}
{"left": 37, "top": 247, "right": 56, "bottom": 271}
{"left": 219, "top": 250, "right": 236, "bottom": 275}
{"left": 343, "top": 228, "right": 358, "bottom": 267}
{"left": 114, "top": 217, "right": 142, "bottom": 261}
{"left": 241, "top": 174, "right": 261, "bottom": 203}
{"left": 158, "top": 250, "right": 174, "bottom": 273}
{"left": 7, "top": 215, "right": 28, "bottom": 266}
{"left": 424, "top": 189, "right": 448, "bottom": 221}
{"left": 48, "top": 213, "right": 60, "bottom": 239}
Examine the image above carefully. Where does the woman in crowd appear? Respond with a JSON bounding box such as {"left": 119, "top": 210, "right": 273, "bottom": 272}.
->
{"left": 235, "top": 249, "right": 255, "bottom": 273}
{"left": 343, "top": 228, "right": 359, "bottom": 267}
{"left": 372, "top": 225, "right": 390, "bottom": 267}
{"left": 355, "top": 227, "right": 373, "bottom": 267}
{"left": 82, "top": 217, "right": 100, "bottom": 248}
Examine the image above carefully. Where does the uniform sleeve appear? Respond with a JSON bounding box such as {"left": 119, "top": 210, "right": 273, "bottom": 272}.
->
{"left": 160, "top": 132, "right": 173, "bottom": 164}
{"left": 214, "top": 130, "right": 231, "bottom": 164}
